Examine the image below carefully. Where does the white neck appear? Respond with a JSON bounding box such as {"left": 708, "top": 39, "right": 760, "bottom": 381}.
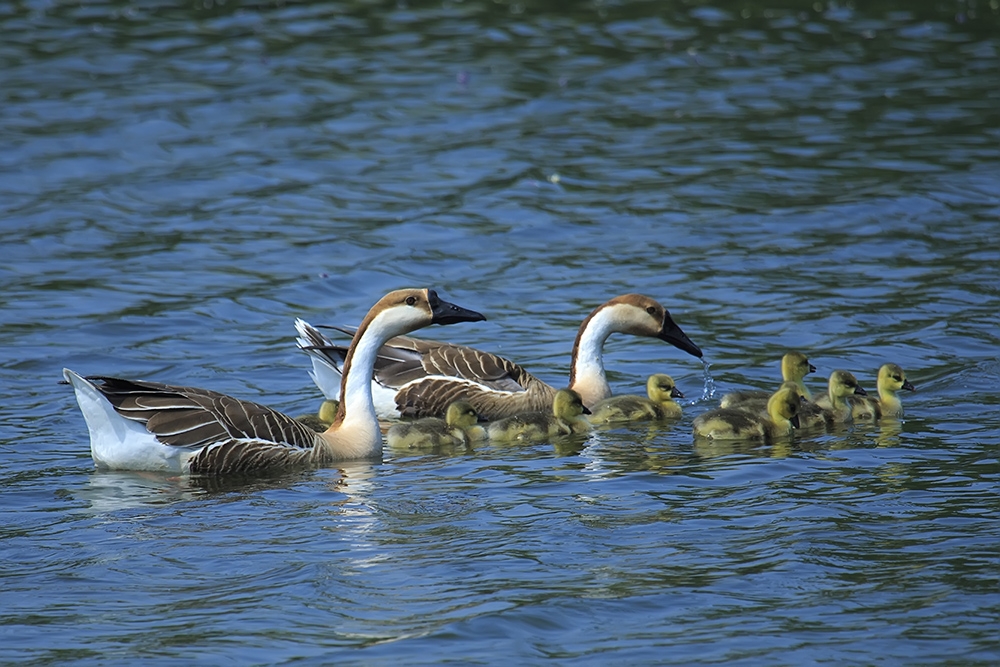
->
{"left": 340, "top": 328, "right": 382, "bottom": 433}
{"left": 327, "top": 309, "right": 421, "bottom": 457}
{"left": 570, "top": 309, "right": 615, "bottom": 405}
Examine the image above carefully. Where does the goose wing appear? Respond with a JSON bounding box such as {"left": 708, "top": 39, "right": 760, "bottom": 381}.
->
{"left": 300, "top": 322, "right": 541, "bottom": 393}
{"left": 86, "top": 376, "right": 321, "bottom": 452}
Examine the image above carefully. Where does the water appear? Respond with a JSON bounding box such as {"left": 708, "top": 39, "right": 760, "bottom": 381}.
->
{"left": 3, "top": 0, "right": 1000, "bottom": 662}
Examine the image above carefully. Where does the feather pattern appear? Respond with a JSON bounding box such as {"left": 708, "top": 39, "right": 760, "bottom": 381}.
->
{"left": 65, "top": 288, "right": 486, "bottom": 474}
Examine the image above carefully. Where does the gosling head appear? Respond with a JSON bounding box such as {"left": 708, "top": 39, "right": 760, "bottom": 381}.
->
{"left": 445, "top": 400, "right": 481, "bottom": 429}
{"left": 647, "top": 373, "right": 684, "bottom": 402}
{"left": 782, "top": 351, "right": 816, "bottom": 382}
{"left": 317, "top": 399, "right": 339, "bottom": 424}
{"left": 553, "top": 388, "right": 591, "bottom": 419}
{"left": 767, "top": 385, "right": 801, "bottom": 429}
{"left": 829, "top": 370, "right": 867, "bottom": 399}
{"left": 878, "top": 363, "right": 915, "bottom": 394}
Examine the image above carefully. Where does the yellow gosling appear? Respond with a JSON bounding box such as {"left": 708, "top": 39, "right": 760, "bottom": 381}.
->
{"left": 487, "top": 389, "right": 592, "bottom": 443}
{"left": 296, "top": 399, "right": 340, "bottom": 432}
{"left": 589, "top": 373, "right": 684, "bottom": 423}
{"left": 719, "top": 351, "right": 816, "bottom": 408}
{"left": 849, "top": 363, "right": 915, "bottom": 419}
{"left": 813, "top": 370, "right": 868, "bottom": 423}
{"left": 387, "top": 400, "right": 485, "bottom": 449}
{"left": 693, "top": 384, "right": 801, "bottom": 444}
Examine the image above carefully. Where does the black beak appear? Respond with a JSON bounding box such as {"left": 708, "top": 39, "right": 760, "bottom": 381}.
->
{"left": 790, "top": 413, "right": 800, "bottom": 429}
{"left": 582, "top": 405, "right": 592, "bottom": 415}
{"left": 853, "top": 385, "right": 868, "bottom": 397}
{"left": 808, "top": 363, "right": 817, "bottom": 373}
{"left": 658, "top": 312, "right": 703, "bottom": 359}
{"left": 427, "top": 290, "right": 487, "bottom": 326}
{"left": 671, "top": 386, "right": 685, "bottom": 399}
{"left": 902, "top": 379, "right": 915, "bottom": 392}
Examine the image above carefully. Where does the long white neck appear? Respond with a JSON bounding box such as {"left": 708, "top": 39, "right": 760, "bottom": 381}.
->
{"left": 570, "top": 309, "right": 615, "bottom": 405}
{"left": 339, "top": 328, "right": 382, "bottom": 432}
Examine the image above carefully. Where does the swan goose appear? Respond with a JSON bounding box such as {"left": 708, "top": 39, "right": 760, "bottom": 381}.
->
{"left": 486, "top": 388, "right": 592, "bottom": 443}
{"left": 848, "top": 363, "right": 914, "bottom": 420}
{"left": 296, "top": 293, "right": 702, "bottom": 421}
{"left": 719, "top": 351, "right": 816, "bottom": 408}
{"left": 588, "top": 373, "right": 684, "bottom": 423}
{"left": 386, "top": 400, "right": 486, "bottom": 449}
{"left": 693, "top": 384, "right": 801, "bottom": 443}
{"left": 63, "top": 289, "right": 485, "bottom": 475}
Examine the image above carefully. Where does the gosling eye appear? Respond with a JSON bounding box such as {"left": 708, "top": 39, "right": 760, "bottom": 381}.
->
{"left": 405, "top": 295, "right": 417, "bottom": 306}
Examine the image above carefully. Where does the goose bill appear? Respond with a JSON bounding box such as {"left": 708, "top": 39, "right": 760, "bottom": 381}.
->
{"left": 658, "top": 314, "right": 703, "bottom": 359}
{"left": 902, "top": 379, "right": 916, "bottom": 392}
{"left": 427, "top": 290, "right": 487, "bottom": 325}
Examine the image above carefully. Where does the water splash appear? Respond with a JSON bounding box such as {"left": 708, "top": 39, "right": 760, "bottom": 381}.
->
{"left": 697, "top": 358, "right": 717, "bottom": 404}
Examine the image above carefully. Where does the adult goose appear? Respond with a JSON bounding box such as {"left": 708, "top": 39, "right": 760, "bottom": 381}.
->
{"left": 296, "top": 294, "right": 702, "bottom": 421}
{"left": 63, "top": 289, "right": 485, "bottom": 475}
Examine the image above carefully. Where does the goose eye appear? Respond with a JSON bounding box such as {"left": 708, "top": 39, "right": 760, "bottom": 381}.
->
{"left": 646, "top": 306, "right": 657, "bottom": 315}
{"left": 405, "top": 296, "right": 417, "bottom": 306}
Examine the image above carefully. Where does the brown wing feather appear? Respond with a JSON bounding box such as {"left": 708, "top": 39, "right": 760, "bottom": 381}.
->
{"left": 306, "top": 324, "right": 541, "bottom": 394}
{"left": 86, "top": 376, "right": 321, "bottom": 451}
{"left": 187, "top": 438, "right": 314, "bottom": 475}
{"left": 395, "top": 378, "right": 556, "bottom": 420}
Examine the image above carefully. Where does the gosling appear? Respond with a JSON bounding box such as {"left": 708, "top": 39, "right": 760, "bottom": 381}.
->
{"left": 589, "top": 373, "right": 684, "bottom": 423}
{"left": 387, "top": 400, "right": 486, "bottom": 449}
{"left": 720, "top": 351, "right": 816, "bottom": 408}
{"left": 295, "top": 399, "right": 340, "bottom": 432}
{"left": 812, "top": 370, "right": 868, "bottom": 423}
{"left": 487, "top": 388, "right": 592, "bottom": 442}
{"left": 849, "top": 363, "right": 915, "bottom": 419}
{"left": 693, "top": 384, "right": 801, "bottom": 444}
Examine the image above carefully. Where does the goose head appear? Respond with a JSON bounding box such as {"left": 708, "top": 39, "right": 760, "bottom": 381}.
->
{"left": 648, "top": 373, "right": 684, "bottom": 402}
{"left": 828, "top": 370, "right": 867, "bottom": 400}
{"left": 878, "top": 363, "right": 915, "bottom": 395}
{"left": 580, "top": 294, "right": 703, "bottom": 359}
{"left": 445, "top": 400, "right": 481, "bottom": 430}
{"left": 553, "top": 388, "right": 591, "bottom": 419}
{"left": 781, "top": 351, "right": 816, "bottom": 383}
{"left": 357, "top": 288, "right": 486, "bottom": 339}
{"left": 767, "top": 385, "right": 801, "bottom": 429}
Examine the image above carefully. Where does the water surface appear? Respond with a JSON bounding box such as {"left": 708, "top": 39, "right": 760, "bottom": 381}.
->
{"left": 2, "top": 0, "right": 1000, "bottom": 663}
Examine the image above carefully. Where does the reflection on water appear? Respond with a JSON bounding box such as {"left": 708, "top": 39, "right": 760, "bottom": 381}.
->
{"left": 2, "top": 0, "right": 1000, "bottom": 663}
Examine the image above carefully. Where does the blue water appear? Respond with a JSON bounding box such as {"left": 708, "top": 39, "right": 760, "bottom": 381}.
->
{"left": 3, "top": 0, "right": 1000, "bottom": 663}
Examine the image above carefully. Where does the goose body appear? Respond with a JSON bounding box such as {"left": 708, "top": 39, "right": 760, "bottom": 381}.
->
{"left": 589, "top": 373, "right": 683, "bottom": 423}
{"left": 486, "top": 389, "right": 592, "bottom": 442}
{"left": 387, "top": 401, "right": 486, "bottom": 449}
{"left": 296, "top": 294, "right": 702, "bottom": 421}
{"left": 848, "top": 363, "right": 915, "bottom": 419}
{"left": 65, "top": 289, "right": 485, "bottom": 475}
{"left": 719, "top": 351, "right": 816, "bottom": 408}
{"left": 693, "top": 385, "right": 801, "bottom": 443}
{"left": 812, "top": 370, "right": 868, "bottom": 424}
